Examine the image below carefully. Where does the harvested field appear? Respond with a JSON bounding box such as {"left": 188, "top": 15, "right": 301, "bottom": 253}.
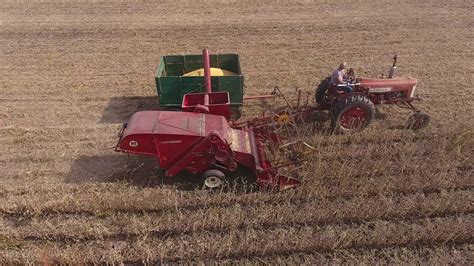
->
{"left": 0, "top": 0, "right": 473, "bottom": 263}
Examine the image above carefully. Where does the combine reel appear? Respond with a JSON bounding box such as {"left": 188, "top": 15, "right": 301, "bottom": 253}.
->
{"left": 262, "top": 87, "right": 322, "bottom": 138}
{"left": 259, "top": 87, "right": 318, "bottom": 176}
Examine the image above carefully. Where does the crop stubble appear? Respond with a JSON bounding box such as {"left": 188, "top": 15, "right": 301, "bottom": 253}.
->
{"left": 0, "top": 0, "right": 473, "bottom": 263}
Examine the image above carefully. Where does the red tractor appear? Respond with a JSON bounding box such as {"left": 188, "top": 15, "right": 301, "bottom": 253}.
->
{"left": 315, "top": 56, "right": 430, "bottom": 132}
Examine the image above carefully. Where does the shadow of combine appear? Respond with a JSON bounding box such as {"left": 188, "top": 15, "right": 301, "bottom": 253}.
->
{"left": 66, "top": 154, "right": 201, "bottom": 190}
{"left": 65, "top": 154, "right": 257, "bottom": 192}
{"left": 100, "top": 96, "right": 160, "bottom": 124}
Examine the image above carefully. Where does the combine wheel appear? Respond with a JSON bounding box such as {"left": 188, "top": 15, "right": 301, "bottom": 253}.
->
{"left": 315, "top": 77, "right": 331, "bottom": 106}
{"left": 200, "top": 169, "right": 226, "bottom": 189}
{"left": 230, "top": 107, "right": 242, "bottom": 121}
{"left": 406, "top": 112, "right": 430, "bottom": 130}
{"left": 331, "top": 95, "right": 375, "bottom": 133}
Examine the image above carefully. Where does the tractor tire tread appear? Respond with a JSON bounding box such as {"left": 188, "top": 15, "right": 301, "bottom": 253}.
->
{"left": 315, "top": 77, "right": 331, "bottom": 106}
{"left": 331, "top": 95, "right": 376, "bottom": 132}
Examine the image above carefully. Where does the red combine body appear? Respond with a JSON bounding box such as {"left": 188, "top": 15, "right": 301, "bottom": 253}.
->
{"left": 116, "top": 110, "right": 301, "bottom": 190}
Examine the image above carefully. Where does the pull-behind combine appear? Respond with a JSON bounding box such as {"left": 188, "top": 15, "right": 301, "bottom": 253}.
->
{"left": 116, "top": 49, "right": 306, "bottom": 190}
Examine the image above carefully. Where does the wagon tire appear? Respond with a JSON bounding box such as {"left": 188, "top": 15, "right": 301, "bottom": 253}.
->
{"left": 230, "top": 107, "right": 243, "bottom": 121}
{"left": 331, "top": 95, "right": 375, "bottom": 133}
{"left": 162, "top": 107, "right": 182, "bottom": 112}
{"left": 406, "top": 112, "right": 430, "bottom": 130}
{"left": 315, "top": 77, "right": 331, "bottom": 106}
{"left": 200, "top": 169, "right": 227, "bottom": 189}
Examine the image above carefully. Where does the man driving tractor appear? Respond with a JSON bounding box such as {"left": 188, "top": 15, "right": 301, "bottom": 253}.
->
{"left": 330, "top": 62, "right": 354, "bottom": 93}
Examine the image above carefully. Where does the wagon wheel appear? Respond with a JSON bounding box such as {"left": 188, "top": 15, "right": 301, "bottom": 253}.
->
{"left": 200, "top": 169, "right": 227, "bottom": 189}
{"left": 406, "top": 112, "right": 430, "bottom": 130}
{"left": 230, "top": 107, "right": 243, "bottom": 121}
{"left": 331, "top": 95, "right": 375, "bottom": 133}
{"left": 161, "top": 107, "right": 182, "bottom": 112}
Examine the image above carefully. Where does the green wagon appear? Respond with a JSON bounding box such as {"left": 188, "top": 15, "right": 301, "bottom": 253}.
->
{"left": 155, "top": 53, "right": 244, "bottom": 118}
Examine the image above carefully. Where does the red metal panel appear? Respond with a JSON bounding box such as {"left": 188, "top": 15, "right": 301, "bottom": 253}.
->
{"left": 115, "top": 110, "right": 300, "bottom": 189}
{"left": 122, "top": 111, "right": 229, "bottom": 138}
{"left": 182, "top": 91, "right": 231, "bottom": 120}
{"left": 360, "top": 77, "right": 417, "bottom": 92}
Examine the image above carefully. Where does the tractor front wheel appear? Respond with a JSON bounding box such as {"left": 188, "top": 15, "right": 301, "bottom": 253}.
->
{"left": 406, "top": 112, "right": 430, "bottom": 130}
{"left": 331, "top": 95, "right": 375, "bottom": 133}
{"left": 200, "top": 169, "right": 227, "bottom": 189}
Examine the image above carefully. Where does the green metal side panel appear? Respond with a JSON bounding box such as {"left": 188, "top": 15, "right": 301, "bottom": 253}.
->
{"left": 157, "top": 77, "right": 183, "bottom": 106}
{"left": 156, "top": 53, "right": 244, "bottom": 107}
{"left": 213, "top": 76, "right": 244, "bottom": 106}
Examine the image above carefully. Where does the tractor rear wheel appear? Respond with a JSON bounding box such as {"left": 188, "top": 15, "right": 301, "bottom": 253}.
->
{"left": 406, "top": 112, "right": 430, "bottom": 130}
{"left": 200, "top": 169, "right": 227, "bottom": 189}
{"left": 315, "top": 77, "right": 331, "bottom": 106}
{"left": 331, "top": 95, "right": 375, "bottom": 132}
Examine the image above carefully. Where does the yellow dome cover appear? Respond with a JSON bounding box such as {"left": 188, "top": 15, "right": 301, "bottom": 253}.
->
{"left": 182, "top": 67, "right": 237, "bottom": 77}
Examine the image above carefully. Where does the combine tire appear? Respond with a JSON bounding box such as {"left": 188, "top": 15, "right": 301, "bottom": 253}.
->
{"left": 200, "top": 169, "right": 226, "bottom": 189}
{"left": 315, "top": 77, "right": 331, "bottom": 106}
{"left": 331, "top": 95, "right": 375, "bottom": 132}
{"left": 406, "top": 112, "right": 430, "bottom": 130}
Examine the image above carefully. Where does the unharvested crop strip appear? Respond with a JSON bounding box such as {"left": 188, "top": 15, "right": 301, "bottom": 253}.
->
{"left": 1, "top": 185, "right": 472, "bottom": 219}
{"left": 151, "top": 240, "right": 474, "bottom": 264}
{"left": 128, "top": 218, "right": 474, "bottom": 263}
{"left": 16, "top": 211, "right": 474, "bottom": 244}
{"left": 209, "top": 243, "right": 474, "bottom": 264}
{"left": 21, "top": 217, "right": 473, "bottom": 263}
